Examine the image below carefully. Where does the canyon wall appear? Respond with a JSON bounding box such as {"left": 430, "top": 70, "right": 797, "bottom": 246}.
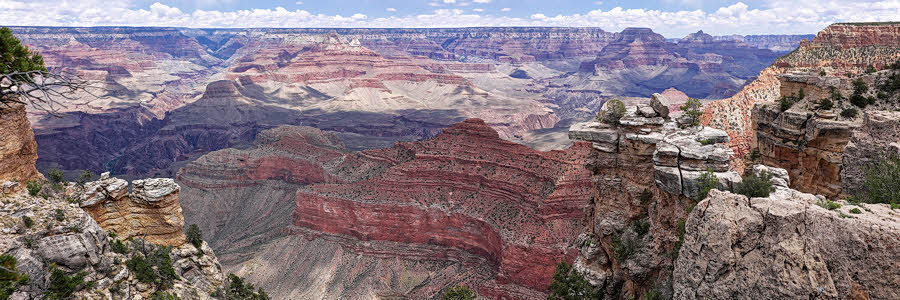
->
{"left": 176, "top": 119, "right": 594, "bottom": 299}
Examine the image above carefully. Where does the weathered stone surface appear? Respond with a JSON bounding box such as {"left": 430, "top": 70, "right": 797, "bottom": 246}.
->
{"left": 80, "top": 176, "right": 186, "bottom": 246}
{"left": 842, "top": 110, "right": 900, "bottom": 196}
{"left": 0, "top": 103, "right": 41, "bottom": 187}
{"left": 674, "top": 188, "right": 900, "bottom": 300}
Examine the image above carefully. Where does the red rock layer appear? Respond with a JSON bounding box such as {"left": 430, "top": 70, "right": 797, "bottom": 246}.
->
{"left": 0, "top": 102, "right": 42, "bottom": 184}
{"left": 178, "top": 119, "right": 593, "bottom": 299}
{"left": 813, "top": 23, "right": 900, "bottom": 49}
{"left": 293, "top": 119, "right": 593, "bottom": 295}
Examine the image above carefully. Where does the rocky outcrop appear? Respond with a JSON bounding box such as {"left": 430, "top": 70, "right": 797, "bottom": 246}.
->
{"left": 0, "top": 183, "right": 225, "bottom": 299}
{"left": 0, "top": 102, "right": 41, "bottom": 186}
{"left": 567, "top": 101, "right": 741, "bottom": 299}
{"left": 79, "top": 174, "right": 187, "bottom": 246}
{"left": 177, "top": 119, "right": 594, "bottom": 299}
{"left": 841, "top": 110, "right": 900, "bottom": 195}
{"left": 674, "top": 185, "right": 900, "bottom": 299}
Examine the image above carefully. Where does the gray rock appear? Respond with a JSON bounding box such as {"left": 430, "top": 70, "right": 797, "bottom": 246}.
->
{"left": 650, "top": 93, "right": 670, "bottom": 118}
{"left": 654, "top": 166, "right": 682, "bottom": 196}
{"left": 637, "top": 105, "right": 657, "bottom": 118}
{"left": 131, "top": 178, "right": 179, "bottom": 203}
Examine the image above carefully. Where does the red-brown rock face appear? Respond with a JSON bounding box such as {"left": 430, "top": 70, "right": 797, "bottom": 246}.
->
{"left": 177, "top": 119, "right": 593, "bottom": 299}
{"left": 0, "top": 102, "right": 42, "bottom": 185}
{"left": 813, "top": 23, "right": 900, "bottom": 49}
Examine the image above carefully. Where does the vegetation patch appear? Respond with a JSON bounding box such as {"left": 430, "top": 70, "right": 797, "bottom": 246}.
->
{"left": 0, "top": 254, "right": 29, "bottom": 300}
{"left": 597, "top": 99, "right": 626, "bottom": 124}
{"left": 734, "top": 171, "right": 774, "bottom": 198}
{"left": 45, "top": 264, "right": 90, "bottom": 299}
{"left": 442, "top": 285, "right": 476, "bottom": 300}
{"left": 854, "top": 152, "right": 900, "bottom": 205}
{"left": 680, "top": 98, "right": 703, "bottom": 127}
{"left": 547, "top": 261, "right": 601, "bottom": 299}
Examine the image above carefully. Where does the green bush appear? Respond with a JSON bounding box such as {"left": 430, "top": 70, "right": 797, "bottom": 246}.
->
{"left": 638, "top": 189, "right": 653, "bottom": 204}
{"left": 0, "top": 254, "right": 29, "bottom": 300}
{"left": 47, "top": 169, "right": 65, "bottom": 185}
{"left": 224, "top": 274, "right": 270, "bottom": 300}
{"left": 817, "top": 97, "right": 833, "bottom": 110}
{"left": 508, "top": 69, "right": 530, "bottom": 79}
{"left": 126, "top": 255, "right": 156, "bottom": 285}
{"left": 26, "top": 180, "right": 40, "bottom": 196}
{"left": 866, "top": 65, "right": 877, "bottom": 74}
{"left": 849, "top": 208, "right": 862, "bottom": 214}
{"left": 696, "top": 168, "right": 719, "bottom": 201}
{"left": 840, "top": 107, "right": 858, "bottom": 118}
{"left": 670, "top": 220, "right": 687, "bottom": 259}
{"left": 442, "top": 285, "right": 476, "bottom": 300}
{"left": 45, "top": 264, "right": 87, "bottom": 299}
{"left": 597, "top": 99, "right": 626, "bottom": 124}
{"left": 76, "top": 170, "right": 92, "bottom": 186}
{"left": 699, "top": 138, "right": 715, "bottom": 145}
{"left": 186, "top": 224, "right": 203, "bottom": 249}
{"left": 110, "top": 239, "right": 128, "bottom": 254}
{"left": 151, "top": 291, "right": 181, "bottom": 300}
{"left": 779, "top": 96, "right": 795, "bottom": 112}
{"left": 818, "top": 199, "right": 841, "bottom": 210}
{"left": 855, "top": 152, "right": 900, "bottom": 205}
{"left": 547, "top": 262, "right": 601, "bottom": 300}
{"left": 631, "top": 219, "right": 650, "bottom": 237}
{"left": 853, "top": 78, "right": 869, "bottom": 95}
{"left": 734, "top": 171, "right": 775, "bottom": 198}
{"left": 819, "top": 70, "right": 827, "bottom": 76}
{"left": 680, "top": 98, "right": 704, "bottom": 127}
{"left": 612, "top": 234, "right": 639, "bottom": 261}
{"left": 21, "top": 216, "right": 33, "bottom": 228}
{"left": 54, "top": 209, "right": 65, "bottom": 222}
{"left": 125, "top": 246, "right": 178, "bottom": 289}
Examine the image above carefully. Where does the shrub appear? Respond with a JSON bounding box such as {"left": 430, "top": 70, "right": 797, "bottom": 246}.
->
{"left": 852, "top": 78, "right": 869, "bottom": 95}
{"left": 54, "top": 209, "right": 65, "bottom": 222}
{"left": 110, "top": 239, "right": 128, "bottom": 254}
{"left": 734, "top": 171, "right": 775, "bottom": 198}
{"left": 631, "top": 219, "right": 650, "bottom": 237}
{"left": 151, "top": 291, "right": 181, "bottom": 300}
{"left": 126, "top": 255, "right": 156, "bottom": 285}
{"left": 840, "top": 107, "right": 858, "bottom": 118}
{"left": 779, "top": 96, "right": 795, "bottom": 112}
{"left": 829, "top": 86, "right": 843, "bottom": 102}
{"left": 186, "top": 224, "right": 203, "bottom": 249}
{"left": 442, "top": 285, "right": 476, "bottom": 300}
{"left": 819, "top": 70, "right": 827, "bottom": 76}
{"left": 21, "top": 216, "right": 33, "bottom": 228}
{"left": 0, "top": 254, "right": 29, "bottom": 300}
{"left": 850, "top": 94, "right": 871, "bottom": 108}
{"left": 680, "top": 98, "right": 703, "bottom": 127}
{"left": 855, "top": 152, "right": 900, "bottom": 205}
{"left": 547, "top": 262, "right": 601, "bottom": 299}
{"left": 817, "top": 97, "right": 833, "bottom": 110}
{"left": 866, "top": 65, "right": 877, "bottom": 74}
{"left": 225, "top": 274, "right": 270, "bottom": 300}
{"left": 696, "top": 168, "right": 719, "bottom": 201}
{"left": 638, "top": 189, "right": 653, "bottom": 204}
{"left": 797, "top": 88, "right": 805, "bottom": 100}
{"left": 597, "top": 99, "right": 626, "bottom": 124}
{"left": 699, "top": 138, "right": 715, "bottom": 145}
{"left": 818, "top": 199, "right": 841, "bottom": 210}
{"left": 45, "top": 264, "right": 87, "bottom": 299}
{"left": 26, "top": 180, "right": 40, "bottom": 196}
{"left": 76, "top": 170, "right": 92, "bottom": 186}
{"left": 508, "top": 69, "right": 530, "bottom": 79}
{"left": 612, "top": 234, "right": 639, "bottom": 261}
{"left": 149, "top": 247, "right": 178, "bottom": 290}
{"left": 47, "top": 169, "right": 65, "bottom": 185}
{"left": 670, "top": 219, "right": 687, "bottom": 259}
{"left": 749, "top": 148, "right": 761, "bottom": 161}
{"left": 849, "top": 208, "right": 862, "bottom": 214}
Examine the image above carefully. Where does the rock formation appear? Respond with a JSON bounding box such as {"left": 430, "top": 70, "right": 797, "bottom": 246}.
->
{"left": 567, "top": 98, "right": 742, "bottom": 299}
{"left": 177, "top": 119, "right": 594, "bottom": 299}
{"left": 0, "top": 103, "right": 41, "bottom": 185}
{"left": 674, "top": 174, "right": 900, "bottom": 299}
{"left": 79, "top": 174, "right": 187, "bottom": 246}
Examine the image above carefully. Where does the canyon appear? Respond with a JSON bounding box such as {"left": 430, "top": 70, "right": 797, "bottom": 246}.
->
{"left": 7, "top": 26, "right": 808, "bottom": 179}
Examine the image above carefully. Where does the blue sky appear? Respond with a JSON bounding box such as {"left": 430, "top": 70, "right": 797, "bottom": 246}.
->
{"left": 2, "top": 0, "right": 899, "bottom": 36}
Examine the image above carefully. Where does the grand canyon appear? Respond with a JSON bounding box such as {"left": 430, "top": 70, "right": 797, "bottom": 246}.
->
{"left": 1, "top": 1, "right": 900, "bottom": 299}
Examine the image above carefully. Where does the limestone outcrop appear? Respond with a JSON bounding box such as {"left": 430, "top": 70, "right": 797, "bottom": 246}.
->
{"left": 79, "top": 174, "right": 187, "bottom": 246}
{"left": 568, "top": 100, "right": 741, "bottom": 299}
{"left": 674, "top": 186, "right": 900, "bottom": 299}
{"left": 0, "top": 102, "right": 41, "bottom": 186}
{"left": 0, "top": 183, "right": 225, "bottom": 299}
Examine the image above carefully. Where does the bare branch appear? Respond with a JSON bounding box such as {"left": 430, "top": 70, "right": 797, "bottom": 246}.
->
{"left": 0, "top": 70, "right": 102, "bottom": 116}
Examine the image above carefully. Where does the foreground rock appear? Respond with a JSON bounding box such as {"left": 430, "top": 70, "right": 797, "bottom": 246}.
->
{"left": 79, "top": 174, "right": 187, "bottom": 246}
{"left": 674, "top": 188, "right": 900, "bottom": 299}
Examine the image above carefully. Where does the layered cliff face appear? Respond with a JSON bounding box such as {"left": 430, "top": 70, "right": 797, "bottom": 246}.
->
{"left": 177, "top": 119, "right": 594, "bottom": 299}
{"left": 79, "top": 175, "right": 187, "bottom": 246}
{"left": 0, "top": 102, "right": 41, "bottom": 185}
{"left": 567, "top": 98, "right": 741, "bottom": 299}
{"left": 674, "top": 171, "right": 900, "bottom": 299}
{"left": 704, "top": 22, "right": 900, "bottom": 175}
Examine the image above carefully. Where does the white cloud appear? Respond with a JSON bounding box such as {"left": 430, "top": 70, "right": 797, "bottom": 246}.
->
{"left": 442, "top": 0, "right": 456, "bottom": 3}
{"left": 386, "top": 7, "right": 397, "bottom": 12}
{"left": 501, "top": 7, "right": 511, "bottom": 12}
{"left": 473, "top": 8, "right": 484, "bottom": 12}
{"left": 473, "top": 0, "right": 492, "bottom": 3}
{"left": 594, "top": 1, "right": 603, "bottom": 5}
{"left": 295, "top": 1, "right": 303, "bottom": 4}
{"left": 1, "top": 0, "right": 898, "bottom": 36}
{"left": 428, "top": 2, "right": 440, "bottom": 7}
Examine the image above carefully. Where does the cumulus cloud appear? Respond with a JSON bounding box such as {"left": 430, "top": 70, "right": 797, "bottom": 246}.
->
{"left": 1, "top": 0, "right": 898, "bottom": 36}
{"left": 473, "top": 8, "right": 484, "bottom": 12}
{"left": 386, "top": 7, "right": 397, "bottom": 12}
{"left": 473, "top": 0, "right": 492, "bottom": 3}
